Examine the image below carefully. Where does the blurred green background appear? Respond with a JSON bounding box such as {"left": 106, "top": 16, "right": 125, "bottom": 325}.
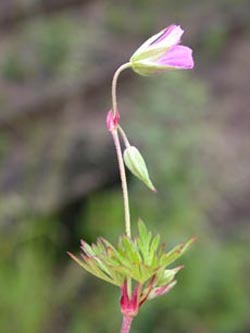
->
{"left": 0, "top": 0, "right": 250, "bottom": 332}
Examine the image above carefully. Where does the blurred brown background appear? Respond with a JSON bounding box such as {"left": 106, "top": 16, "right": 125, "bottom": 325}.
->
{"left": 0, "top": 1, "right": 250, "bottom": 333}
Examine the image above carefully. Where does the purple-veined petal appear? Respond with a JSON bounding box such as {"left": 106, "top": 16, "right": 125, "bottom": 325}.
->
{"left": 157, "top": 45, "right": 194, "bottom": 69}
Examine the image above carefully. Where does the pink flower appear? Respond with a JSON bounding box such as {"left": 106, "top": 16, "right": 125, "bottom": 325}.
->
{"left": 130, "top": 24, "right": 194, "bottom": 75}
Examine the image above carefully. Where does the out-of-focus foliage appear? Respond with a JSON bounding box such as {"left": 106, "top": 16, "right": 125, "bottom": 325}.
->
{"left": 1, "top": 16, "right": 85, "bottom": 83}
{"left": 0, "top": 217, "right": 53, "bottom": 333}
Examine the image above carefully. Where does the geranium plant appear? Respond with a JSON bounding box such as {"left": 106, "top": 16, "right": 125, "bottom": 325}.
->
{"left": 69, "top": 24, "right": 195, "bottom": 333}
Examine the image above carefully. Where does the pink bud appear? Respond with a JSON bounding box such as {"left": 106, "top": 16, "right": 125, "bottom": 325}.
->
{"left": 106, "top": 110, "right": 120, "bottom": 131}
{"left": 120, "top": 280, "right": 141, "bottom": 318}
{"left": 148, "top": 280, "right": 177, "bottom": 300}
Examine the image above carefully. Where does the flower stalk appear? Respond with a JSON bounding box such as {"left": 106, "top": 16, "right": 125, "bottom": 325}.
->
{"left": 118, "top": 125, "right": 130, "bottom": 148}
{"left": 121, "top": 316, "right": 133, "bottom": 333}
{"left": 110, "top": 63, "right": 134, "bottom": 303}
{"left": 112, "top": 63, "right": 131, "bottom": 118}
{"left": 110, "top": 62, "right": 132, "bottom": 240}
{"left": 111, "top": 129, "right": 131, "bottom": 239}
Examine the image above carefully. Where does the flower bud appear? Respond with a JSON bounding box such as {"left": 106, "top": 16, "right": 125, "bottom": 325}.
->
{"left": 148, "top": 280, "right": 177, "bottom": 300}
{"left": 123, "top": 146, "right": 156, "bottom": 192}
{"left": 106, "top": 110, "right": 120, "bottom": 131}
{"left": 120, "top": 280, "right": 140, "bottom": 318}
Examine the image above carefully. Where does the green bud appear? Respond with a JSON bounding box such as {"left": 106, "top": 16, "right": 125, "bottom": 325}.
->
{"left": 123, "top": 146, "right": 156, "bottom": 192}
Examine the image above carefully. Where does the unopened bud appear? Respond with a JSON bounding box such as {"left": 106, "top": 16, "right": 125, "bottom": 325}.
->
{"left": 148, "top": 280, "right": 177, "bottom": 300}
{"left": 123, "top": 146, "right": 156, "bottom": 192}
{"left": 106, "top": 110, "right": 120, "bottom": 131}
{"left": 120, "top": 280, "right": 140, "bottom": 318}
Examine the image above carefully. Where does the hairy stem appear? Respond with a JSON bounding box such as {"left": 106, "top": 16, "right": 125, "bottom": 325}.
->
{"left": 121, "top": 316, "right": 133, "bottom": 333}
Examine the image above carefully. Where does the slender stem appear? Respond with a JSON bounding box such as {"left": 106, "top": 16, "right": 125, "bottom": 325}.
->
{"left": 112, "top": 63, "right": 131, "bottom": 117}
{"left": 121, "top": 316, "right": 133, "bottom": 333}
{"left": 139, "top": 274, "right": 156, "bottom": 307}
{"left": 111, "top": 63, "right": 132, "bottom": 297}
{"left": 111, "top": 62, "right": 132, "bottom": 238}
{"left": 118, "top": 125, "right": 130, "bottom": 148}
{"left": 111, "top": 130, "right": 131, "bottom": 238}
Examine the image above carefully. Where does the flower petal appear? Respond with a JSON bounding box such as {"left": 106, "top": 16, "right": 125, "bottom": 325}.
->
{"left": 157, "top": 45, "right": 194, "bottom": 69}
{"left": 131, "top": 24, "right": 184, "bottom": 60}
{"left": 131, "top": 28, "right": 168, "bottom": 58}
{"left": 151, "top": 24, "right": 184, "bottom": 48}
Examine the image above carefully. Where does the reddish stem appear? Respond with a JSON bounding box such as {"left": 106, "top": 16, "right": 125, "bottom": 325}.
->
{"left": 121, "top": 316, "right": 133, "bottom": 333}
{"left": 139, "top": 274, "right": 156, "bottom": 307}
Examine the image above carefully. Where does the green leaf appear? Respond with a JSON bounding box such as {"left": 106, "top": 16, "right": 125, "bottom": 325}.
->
{"left": 160, "top": 238, "right": 195, "bottom": 267}
{"left": 69, "top": 224, "right": 195, "bottom": 289}
{"left": 148, "top": 234, "right": 160, "bottom": 266}
{"left": 68, "top": 252, "right": 118, "bottom": 286}
{"left": 137, "top": 219, "right": 152, "bottom": 262}
{"left": 80, "top": 240, "right": 96, "bottom": 256}
{"left": 120, "top": 236, "right": 141, "bottom": 264}
{"left": 138, "top": 219, "right": 148, "bottom": 241}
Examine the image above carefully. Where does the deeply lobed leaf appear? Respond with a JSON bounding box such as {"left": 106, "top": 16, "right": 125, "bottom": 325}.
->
{"left": 69, "top": 220, "right": 195, "bottom": 288}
